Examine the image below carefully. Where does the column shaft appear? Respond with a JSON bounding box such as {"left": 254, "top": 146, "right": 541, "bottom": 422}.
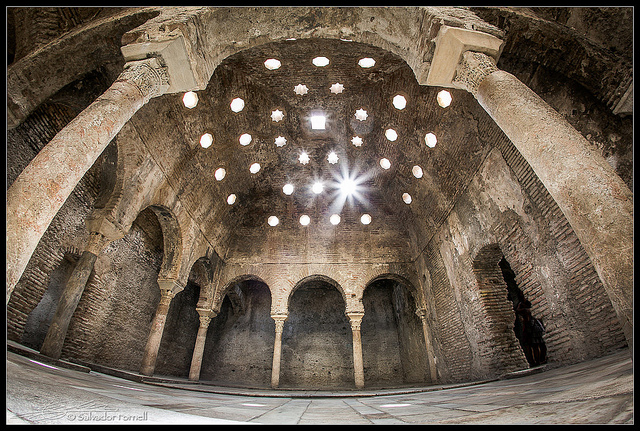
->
{"left": 188, "top": 311, "right": 215, "bottom": 381}
{"left": 347, "top": 313, "right": 365, "bottom": 389}
{"left": 39, "top": 250, "right": 98, "bottom": 359}
{"left": 6, "top": 58, "right": 168, "bottom": 302}
{"left": 140, "top": 290, "right": 175, "bottom": 376}
{"left": 270, "top": 316, "right": 287, "bottom": 388}
{"left": 454, "top": 51, "right": 634, "bottom": 349}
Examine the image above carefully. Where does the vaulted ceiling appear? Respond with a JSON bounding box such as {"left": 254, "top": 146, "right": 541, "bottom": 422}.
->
{"left": 129, "top": 37, "right": 497, "bottom": 262}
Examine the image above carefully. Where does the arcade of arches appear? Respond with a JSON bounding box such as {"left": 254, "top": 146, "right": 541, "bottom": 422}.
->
{"left": 6, "top": 7, "right": 632, "bottom": 391}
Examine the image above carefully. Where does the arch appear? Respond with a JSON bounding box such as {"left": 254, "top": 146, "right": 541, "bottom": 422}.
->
{"left": 213, "top": 274, "right": 269, "bottom": 314}
{"left": 142, "top": 204, "right": 182, "bottom": 281}
{"left": 281, "top": 274, "right": 353, "bottom": 389}
{"left": 364, "top": 272, "right": 422, "bottom": 308}
{"left": 361, "top": 273, "right": 430, "bottom": 386}
{"left": 120, "top": 6, "right": 503, "bottom": 92}
{"left": 287, "top": 274, "right": 348, "bottom": 312}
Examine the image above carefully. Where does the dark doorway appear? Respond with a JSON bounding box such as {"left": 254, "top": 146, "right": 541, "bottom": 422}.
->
{"left": 500, "top": 257, "right": 547, "bottom": 367}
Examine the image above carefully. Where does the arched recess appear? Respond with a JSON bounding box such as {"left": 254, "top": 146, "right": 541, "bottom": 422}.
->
{"left": 200, "top": 275, "right": 274, "bottom": 388}
{"left": 19, "top": 250, "right": 82, "bottom": 351}
{"left": 362, "top": 273, "right": 429, "bottom": 387}
{"left": 471, "top": 243, "right": 531, "bottom": 374}
{"left": 87, "top": 206, "right": 164, "bottom": 372}
{"left": 280, "top": 275, "right": 352, "bottom": 389}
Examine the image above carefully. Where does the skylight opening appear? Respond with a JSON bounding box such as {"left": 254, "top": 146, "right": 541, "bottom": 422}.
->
{"left": 402, "top": 193, "right": 412, "bottom": 204}
{"left": 300, "top": 215, "right": 311, "bottom": 226}
{"left": 310, "top": 115, "right": 326, "bottom": 130}
{"left": 330, "top": 214, "right": 341, "bottom": 225}
{"left": 437, "top": 90, "right": 452, "bottom": 108}
{"left": 230, "top": 97, "right": 245, "bottom": 112}
{"left": 385, "top": 128, "right": 398, "bottom": 142}
{"left": 249, "top": 163, "right": 261, "bottom": 174}
{"left": 283, "top": 183, "right": 294, "bottom": 195}
{"left": 358, "top": 57, "right": 376, "bottom": 68}
{"left": 312, "top": 56, "right": 330, "bottom": 67}
{"left": 425, "top": 132, "right": 437, "bottom": 148}
{"left": 312, "top": 182, "right": 324, "bottom": 194}
{"left": 214, "top": 168, "right": 226, "bottom": 181}
{"left": 327, "top": 151, "right": 339, "bottom": 164}
{"left": 294, "top": 84, "right": 309, "bottom": 95}
{"left": 354, "top": 109, "right": 368, "bottom": 121}
{"left": 271, "top": 109, "right": 284, "bottom": 122}
{"left": 227, "top": 194, "right": 236, "bottom": 205}
{"left": 412, "top": 165, "right": 423, "bottom": 179}
{"left": 239, "top": 133, "right": 252, "bottom": 146}
{"left": 268, "top": 216, "right": 279, "bottom": 226}
{"left": 351, "top": 136, "right": 363, "bottom": 147}
{"left": 264, "top": 58, "right": 281, "bottom": 70}
{"left": 182, "top": 91, "right": 198, "bottom": 109}
{"left": 392, "top": 95, "right": 407, "bottom": 110}
{"left": 339, "top": 178, "right": 357, "bottom": 196}
{"left": 274, "top": 136, "right": 287, "bottom": 147}
{"left": 360, "top": 214, "right": 372, "bottom": 225}
{"left": 299, "top": 152, "right": 310, "bottom": 165}
{"left": 379, "top": 158, "right": 391, "bottom": 170}
{"left": 200, "top": 133, "right": 213, "bottom": 148}
{"left": 330, "top": 83, "right": 344, "bottom": 94}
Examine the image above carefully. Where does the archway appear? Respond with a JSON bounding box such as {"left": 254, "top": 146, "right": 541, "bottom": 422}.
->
{"left": 20, "top": 252, "right": 80, "bottom": 351}
{"left": 362, "top": 277, "right": 428, "bottom": 387}
{"left": 280, "top": 276, "right": 352, "bottom": 389}
{"left": 89, "top": 206, "right": 164, "bottom": 372}
{"left": 200, "top": 279, "right": 274, "bottom": 387}
{"left": 154, "top": 280, "right": 200, "bottom": 378}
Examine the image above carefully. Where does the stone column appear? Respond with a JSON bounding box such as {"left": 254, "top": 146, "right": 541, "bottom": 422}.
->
{"left": 347, "top": 312, "right": 365, "bottom": 389}
{"left": 270, "top": 314, "right": 288, "bottom": 388}
{"left": 416, "top": 308, "right": 438, "bottom": 383}
{"left": 188, "top": 309, "right": 216, "bottom": 381}
{"left": 140, "top": 279, "right": 181, "bottom": 376}
{"left": 6, "top": 57, "right": 169, "bottom": 302}
{"left": 39, "top": 231, "right": 112, "bottom": 359}
{"left": 452, "top": 50, "right": 634, "bottom": 349}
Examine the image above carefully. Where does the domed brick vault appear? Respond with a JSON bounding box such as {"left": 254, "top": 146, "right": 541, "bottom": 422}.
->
{"left": 6, "top": 7, "right": 633, "bottom": 390}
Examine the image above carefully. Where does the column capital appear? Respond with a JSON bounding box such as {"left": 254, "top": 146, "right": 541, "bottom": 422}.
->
{"left": 346, "top": 312, "right": 365, "bottom": 331}
{"left": 271, "top": 314, "right": 288, "bottom": 332}
{"left": 452, "top": 51, "right": 499, "bottom": 97}
{"left": 426, "top": 25, "right": 503, "bottom": 88}
{"left": 116, "top": 57, "right": 169, "bottom": 102}
{"left": 196, "top": 308, "right": 216, "bottom": 326}
{"left": 85, "top": 231, "right": 111, "bottom": 255}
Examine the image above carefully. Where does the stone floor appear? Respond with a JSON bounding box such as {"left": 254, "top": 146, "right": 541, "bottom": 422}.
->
{"left": 6, "top": 347, "right": 633, "bottom": 425}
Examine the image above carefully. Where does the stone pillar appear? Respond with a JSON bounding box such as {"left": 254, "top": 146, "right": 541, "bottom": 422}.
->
{"left": 270, "top": 314, "right": 288, "bottom": 388}
{"left": 416, "top": 308, "right": 438, "bottom": 383}
{"left": 140, "top": 279, "right": 181, "bottom": 376}
{"left": 347, "top": 312, "right": 365, "bottom": 389}
{"left": 188, "top": 308, "right": 216, "bottom": 381}
{"left": 452, "top": 50, "right": 634, "bottom": 349}
{"left": 6, "top": 57, "right": 169, "bottom": 302}
{"left": 39, "top": 231, "right": 111, "bottom": 359}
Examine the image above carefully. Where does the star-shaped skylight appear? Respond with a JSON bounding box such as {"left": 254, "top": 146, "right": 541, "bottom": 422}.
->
{"left": 330, "top": 83, "right": 344, "bottom": 94}
{"left": 354, "top": 109, "right": 368, "bottom": 121}
{"left": 299, "top": 152, "right": 310, "bottom": 165}
{"left": 271, "top": 109, "right": 284, "bottom": 122}
{"left": 351, "top": 136, "right": 363, "bottom": 147}
{"left": 327, "top": 151, "right": 339, "bottom": 164}
{"left": 294, "top": 84, "right": 309, "bottom": 95}
{"left": 274, "top": 136, "right": 287, "bottom": 147}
